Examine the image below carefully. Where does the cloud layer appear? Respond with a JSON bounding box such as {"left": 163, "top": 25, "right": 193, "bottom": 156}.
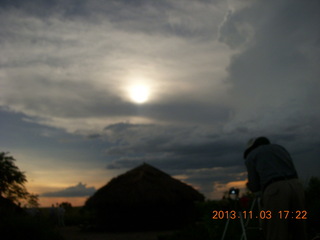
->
{"left": 1, "top": 0, "right": 319, "bottom": 200}
{"left": 41, "top": 182, "right": 96, "bottom": 197}
{"left": 0, "top": 0, "right": 232, "bottom": 133}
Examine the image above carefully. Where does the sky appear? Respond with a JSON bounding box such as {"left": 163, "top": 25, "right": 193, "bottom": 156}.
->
{"left": 1, "top": 0, "right": 319, "bottom": 207}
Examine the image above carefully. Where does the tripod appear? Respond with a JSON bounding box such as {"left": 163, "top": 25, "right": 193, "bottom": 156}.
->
{"left": 220, "top": 197, "right": 261, "bottom": 240}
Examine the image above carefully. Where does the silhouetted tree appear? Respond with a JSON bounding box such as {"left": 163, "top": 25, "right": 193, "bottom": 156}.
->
{"left": 59, "top": 202, "right": 72, "bottom": 211}
{"left": 0, "top": 152, "right": 38, "bottom": 206}
{"left": 26, "top": 193, "right": 40, "bottom": 208}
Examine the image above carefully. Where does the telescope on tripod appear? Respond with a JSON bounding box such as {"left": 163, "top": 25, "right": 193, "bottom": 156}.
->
{"left": 220, "top": 188, "right": 262, "bottom": 240}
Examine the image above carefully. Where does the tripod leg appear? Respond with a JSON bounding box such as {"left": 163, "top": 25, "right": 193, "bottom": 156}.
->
{"left": 221, "top": 218, "right": 230, "bottom": 240}
{"left": 239, "top": 212, "right": 247, "bottom": 240}
{"left": 257, "top": 197, "right": 263, "bottom": 230}
{"left": 245, "top": 197, "right": 256, "bottom": 227}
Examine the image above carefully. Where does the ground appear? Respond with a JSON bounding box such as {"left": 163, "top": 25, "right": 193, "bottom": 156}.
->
{"left": 59, "top": 226, "right": 174, "bottom": 240}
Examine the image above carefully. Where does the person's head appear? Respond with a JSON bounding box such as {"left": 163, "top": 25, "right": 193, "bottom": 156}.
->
{"left": 243, "top": 136, "right": 270, "bottom": 159}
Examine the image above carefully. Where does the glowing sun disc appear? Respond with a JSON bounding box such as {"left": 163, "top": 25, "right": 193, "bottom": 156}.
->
{"left": 130, "top": 85, "right": 149, "bottom": 103}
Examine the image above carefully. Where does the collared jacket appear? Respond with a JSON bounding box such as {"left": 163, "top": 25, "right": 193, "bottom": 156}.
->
{"left": 245, "top": 144, "right": 298, "bottom": 192}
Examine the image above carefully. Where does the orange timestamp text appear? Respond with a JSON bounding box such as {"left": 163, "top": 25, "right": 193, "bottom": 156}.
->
{"left": 212, "top": 210, "right": 308, "bottom": 220}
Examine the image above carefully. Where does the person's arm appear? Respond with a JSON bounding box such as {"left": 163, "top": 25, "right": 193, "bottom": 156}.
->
{"left": 245, "top": 156, "right": 261, "bottom": 192}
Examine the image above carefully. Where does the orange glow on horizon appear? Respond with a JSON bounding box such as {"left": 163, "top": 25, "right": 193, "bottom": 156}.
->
{"left": 39, "top": 197, "right": 89, "bottom": 207}
{"left": 210, "top": 179, "right": 247, "bottom": 199}
{"left": 225, "top": 180, "right": 247, "bottom": 190}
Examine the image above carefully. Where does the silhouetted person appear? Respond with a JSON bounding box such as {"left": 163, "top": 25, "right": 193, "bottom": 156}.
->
{"left": 243, "top": 137, "right": 307, "bottom": 240}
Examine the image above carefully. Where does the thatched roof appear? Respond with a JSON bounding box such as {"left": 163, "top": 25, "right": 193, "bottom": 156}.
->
{"left": 86, "top": 163, "right": 204, "bottom": 207}
{"left": 84, "top": 163, "right": 204, "bottom": 231}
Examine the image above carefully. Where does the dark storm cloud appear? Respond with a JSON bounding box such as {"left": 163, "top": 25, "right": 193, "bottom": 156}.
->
{"left": 86, "top": 133, "right": 102, "bottom": 140}
{"left": 182, "top": 166, "right": 247, "bottom": 196}
{"left": 219, "top": 0, "right": 320, "bottom": 116}
{"left": 104, "top": 122, "right": 245, "bottom": 171}
{"left": 139, "top": 101, "right": 231, "bottom": 124}
{"left": 41, "top": 182, "right": 96, "bottom": 197}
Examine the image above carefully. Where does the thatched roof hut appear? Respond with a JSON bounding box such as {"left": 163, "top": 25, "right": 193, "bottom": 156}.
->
{"left": 84, "top": 163, "right": 204, "bottom": 231}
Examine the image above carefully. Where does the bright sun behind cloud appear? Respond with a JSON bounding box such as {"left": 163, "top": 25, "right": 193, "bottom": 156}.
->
{"left": 129, "top": 85, "right": 150, "bottom": 104}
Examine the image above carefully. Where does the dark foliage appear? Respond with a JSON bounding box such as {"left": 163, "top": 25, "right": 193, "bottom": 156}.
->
{"left": 0, "top": 152, "right": 39, "bottom": 207}
{"left": 0, "top": 152, "right": 28, "bottom": 202}
{"left": 0, "top": 214, "right": 64, "bottom": 240}
{"left": 0, "top": 199, "right": 63, "bottom": 240}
